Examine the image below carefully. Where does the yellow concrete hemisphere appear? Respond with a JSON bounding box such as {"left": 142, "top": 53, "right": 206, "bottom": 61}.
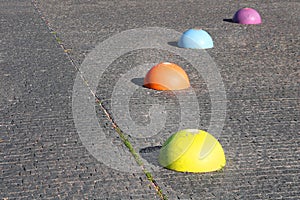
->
{"left": 159, "top": 129, "right": 226, "bottom": 173}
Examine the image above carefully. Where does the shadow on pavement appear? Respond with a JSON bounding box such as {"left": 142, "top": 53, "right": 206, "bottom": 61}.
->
{"left": 139, "top": 146, "right": 162, "bottom": 167}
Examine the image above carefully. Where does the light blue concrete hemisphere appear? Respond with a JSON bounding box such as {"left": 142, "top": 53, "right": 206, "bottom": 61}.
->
{"left": 178, "top": 29, "right": 214, "bottom": 49}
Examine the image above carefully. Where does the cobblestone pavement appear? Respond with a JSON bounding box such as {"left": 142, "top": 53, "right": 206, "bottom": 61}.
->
{"left": 1, "top": 0, "right": 299, "bottom": 199}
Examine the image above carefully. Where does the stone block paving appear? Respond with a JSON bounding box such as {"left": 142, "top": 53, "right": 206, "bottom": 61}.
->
{"left": 1, "top": 0, "right": 299, "bottom": 199}
{"left": 0, "top": 0, "right": 158, "bottom": 199}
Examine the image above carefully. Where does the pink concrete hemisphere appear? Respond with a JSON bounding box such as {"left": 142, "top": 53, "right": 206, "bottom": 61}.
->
{"left": 233, "top": 8, "right": 262, "bottom": 24}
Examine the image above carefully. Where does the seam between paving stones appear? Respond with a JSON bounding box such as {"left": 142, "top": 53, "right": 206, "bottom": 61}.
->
{"left": 31, "top": 0, "right": 168, "bottom": 199}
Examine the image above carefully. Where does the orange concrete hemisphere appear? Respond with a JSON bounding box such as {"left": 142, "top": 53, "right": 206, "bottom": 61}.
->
{"left": 144, "top": 62, "right": 191, "bottom": 90}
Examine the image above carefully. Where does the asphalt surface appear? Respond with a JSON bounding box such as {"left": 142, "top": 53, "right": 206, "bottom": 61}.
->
{"left": 1, "top": 0, "right": 299, "bottom": 199}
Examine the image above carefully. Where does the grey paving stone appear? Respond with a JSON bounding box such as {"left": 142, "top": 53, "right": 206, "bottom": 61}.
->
{"left": 0, "top": 0, "right": 158, "bottom": 199}
{"left": 37, "top": 0, "right": 300, "bottom": 198}
{"left": 1, "top": 0, "right": 299, "bottom": 199}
